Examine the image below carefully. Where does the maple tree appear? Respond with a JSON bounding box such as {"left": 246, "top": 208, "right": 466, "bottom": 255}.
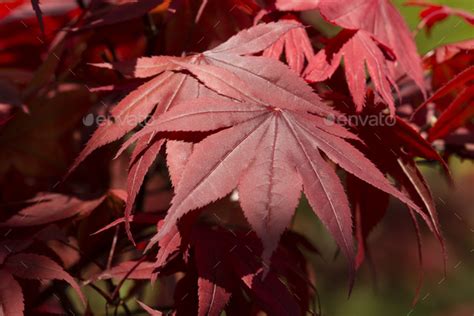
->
{"left": 0, "top": 0, "right": 473, "bottom": 315}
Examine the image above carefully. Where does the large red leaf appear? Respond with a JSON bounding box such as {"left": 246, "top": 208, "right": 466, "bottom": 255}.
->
{"left": 139, "top": 70, "right": 421, "bottom": 272}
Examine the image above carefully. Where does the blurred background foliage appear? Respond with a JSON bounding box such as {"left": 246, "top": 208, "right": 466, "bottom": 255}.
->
{"left": 300, "top": 1, "right": 474, "bottom": 315}
{"left": 394, "top": 0, "right": 474, "bottom": 53}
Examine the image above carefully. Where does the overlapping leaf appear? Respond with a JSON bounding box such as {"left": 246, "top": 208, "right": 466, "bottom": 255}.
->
{"left": 305, "top": 29, "right": 398, "bottom": 113}
{"left": 180, "top": 226, "right": 313, "bottom": 316}
{"left": 263, "top": 19, "right": 314, "bottom": 74}
{"left": 1, "top": 190, "right": 125, "bottom": 227}
{"left": 413, "top": 65, "right": 474, "bottom": 141}
{"left": 318, "top": 0, "right": 425, "bottom": 94}
{"left": 0, "top": 251, "right": 85, "bottom": 314}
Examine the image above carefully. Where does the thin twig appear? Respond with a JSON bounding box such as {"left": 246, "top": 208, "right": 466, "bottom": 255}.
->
{"left": 107, "top": 226, "right": 120, "bottom": 270}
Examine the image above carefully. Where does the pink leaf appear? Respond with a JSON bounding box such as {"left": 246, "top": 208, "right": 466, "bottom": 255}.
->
{"left": 5, "top": 253, "right": 86, "bottom": 305}
{"left": 1, "top": 193, "right": 105, "bottom": 227}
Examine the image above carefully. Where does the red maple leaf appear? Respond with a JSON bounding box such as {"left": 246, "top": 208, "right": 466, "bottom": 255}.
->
{"left": 130, "top": 62, "right": 420, "bottom": 273}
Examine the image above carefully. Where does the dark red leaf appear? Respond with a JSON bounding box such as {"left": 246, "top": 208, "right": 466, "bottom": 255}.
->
{"left": 428, "top": 86, "right": 474, "bottom": 141}
{"left": 5, "top": 253, "right": 85, "bottom": 305}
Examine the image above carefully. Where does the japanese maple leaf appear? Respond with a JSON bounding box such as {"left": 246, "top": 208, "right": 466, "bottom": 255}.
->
{"left": 68, "top": 21, "right": 302, "bottom": 243}
{"left": 128, "top": 62, "right": 421, "bottom": 270}
{"left": 305, "top": 29, "right": 398, "bottom": 113}
{"left": 318, "top": 0, "right": 425, "bottom": 94}
{"left": 0, "top": 253, "right": 85, "bottom": 315}
{"left": 263, "top": 18, "right": 314, "bottom": 74}
{"left": 1, "top": 190, "right": 125, "bottom": 227}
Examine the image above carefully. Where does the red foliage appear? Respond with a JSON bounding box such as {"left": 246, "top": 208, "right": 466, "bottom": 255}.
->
{"left": 0, "top": 0, "right": 472, "bottom": 315}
